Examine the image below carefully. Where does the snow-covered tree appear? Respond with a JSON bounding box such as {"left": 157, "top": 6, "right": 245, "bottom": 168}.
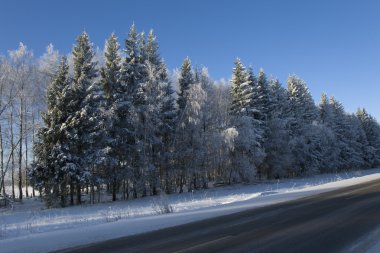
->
{"left": 329, "top": 97, "right": 366, "bottom": 170}
{"left": 251, "top": 68, "right": 271, "bottom": 121}
{"left": 286, "top": 75, "right": 322, "bottom": 175}
{"left": 268, "top": 78, "right": 289, "bottom": 119}
{"left": 177, "top": 57, "right": 193, "bottom": 113}
{"left": 65, "top": 31, "right": 98, "bottom": 204}
{"left": 143, "top": 30, "right": 176, "bottom": 194}
{"left": 31, "top": 57, "right": 72, "bottom": 207}
{"left": 228, "top": 59, "right": 264, "bottom": 182}
{"left": 158, "top": 73, "right": 177, "bottom": 193}
{"left": 357, "top": 108, "right": 380, "bottom": 166}
{"left": 175, "top": 58, "right": 196, "bottom": 192}
{"left": 261, "top": 78, "right": 292, "bottom": 178}
{"left": 100, "top": 33, "right": 125, "bottom": 201}
{"left": 287, "top": 75, "right": 319, "bottom": 130}
{"left": 38, "top": 44, "right": 60, "bottom": 81}
{"left": 248, "top": 68, "right": 272, "bottom": 177}
{"left": 230, "top": 58, "right": 251, "bottom": 116}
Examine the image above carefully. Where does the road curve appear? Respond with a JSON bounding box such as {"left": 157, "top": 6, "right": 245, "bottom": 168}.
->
{"left": 54, "top": 179, "right": 380, "bottom": 253}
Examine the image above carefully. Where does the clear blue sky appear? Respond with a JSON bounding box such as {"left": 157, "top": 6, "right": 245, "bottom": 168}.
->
{"left": 1, "top": 0, "right": 379, "bottom": 120}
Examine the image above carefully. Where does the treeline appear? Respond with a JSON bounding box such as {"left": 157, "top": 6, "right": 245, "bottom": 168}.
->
{"left": 1, "top": 24, "right": 379, "bottom": 207}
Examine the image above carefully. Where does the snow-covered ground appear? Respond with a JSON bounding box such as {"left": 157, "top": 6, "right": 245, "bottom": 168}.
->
{"left": 1, "top": 168, "right": 380, "bottom": 253}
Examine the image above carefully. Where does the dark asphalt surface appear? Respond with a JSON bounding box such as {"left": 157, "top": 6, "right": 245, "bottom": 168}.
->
{"left": 54, "top": 179, "right": 380, "bottom": 253}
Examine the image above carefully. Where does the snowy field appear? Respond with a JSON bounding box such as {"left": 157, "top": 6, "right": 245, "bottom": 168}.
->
{"left": 1, "top": 168, "right": 380, "bottom": 253}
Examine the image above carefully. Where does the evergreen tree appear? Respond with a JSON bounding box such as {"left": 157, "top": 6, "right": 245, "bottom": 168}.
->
{"left": 175, "top": 57, "right": 195, "bottom": 192}
{"left": 316, "top": 93, "right": 342, "bottom": 172}
{"left": 268, "top": 78, "right": 288, "bottom": 119}
{"left": 119, "top": 24, "right": 145, "bottom": 198}
{"left": 319, "top": 93, "right": 334, "bottom": 126}
{"left": 357, "top": 108, "right": 380, "bottom": 166}
{"left": 262, "top": 78, "right": 292, "bottom": 178}
{"left": 144, "top": 31, "right": 176, "bottom": 194}
{"left": 79, "top": 73, "right": 107, "bottom": 203}
{"left": 251, "top": 68, "right": 271, "bottom": 121}
{"left": 230, "top": 58, "right": 252, "bottom": 116}
{"left": 121, "top": 24, "right": 146, "bottom": 103}
{"left": 158, "top": 74, "right": 177, "bottom": 193}
{"left": 287, "top": 75, "right": 321, "bottom": 175}
{"left": 329, "top": 97, "right": 366, "bottom": 169}
{"left": 65, "top": 31, "right": 98, "bottom": 204}
{"left": 31, "top": 57, "right": 72, "bottom": 207}
{"left": 101, "top": 33, "right": 121, "bottom": 99}
{"left": 177, "top": 57, "right": 193, "bottom": 112}
{"left": 100, "top": 33, "right": 125, "bottom": 201}
{"left": 228, "top": 59, "right": 264, "bottom": 182}
{"left": 249, "top": 68, "right": 271, "bottom": 177}
{"left": 287, "top": 75, "right": 318, "bottom": 129}
{"left": 146, "top": 30, "right": 161, "bottom": 66}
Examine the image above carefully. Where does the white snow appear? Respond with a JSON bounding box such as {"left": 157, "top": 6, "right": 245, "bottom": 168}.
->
{"left": 1, "top": 168, "right": 380, "bottom": 253}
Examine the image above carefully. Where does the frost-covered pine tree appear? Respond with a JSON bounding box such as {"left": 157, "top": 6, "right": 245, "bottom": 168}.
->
{"left": 357, "top": 108, "right": 380, "bottom": 166}
{"left": 287, "top": 75, "right": 319, "bottom": 130}
{"left": 121, "top": 24, "right": 146, "bottom": 104}
{"left": 251, "top": 68, "right": 271, "bottom": 121}
{"left": 268, "top": 78, "right": 289, "bottom": 119}
{"left": 261, "top": 78, "right": 292, "bottom": 178}
{"left": 346, "top": 113, "right": 371, "bottom": 168}
{"left": 230, "top": 59, "right": 251, "bottom": 116}
{"left": 31, "top": 57, "right": 72, "bottom": 207}
{"left": 248, "top": 68, "right": 272, "bottom": 177}
{"left": 144, "top": 30, "right": 177, "bottom": 194}
{"left": 228, "top": 59, "right": 264, "bottom": 182}
{"left": 79, "top": 70, "right": 107, "bottom": 204}
{"left": 315, "top": 93, "right": 341, "bottom": 171}
{"left": 175, "top": 57, "right": 195, "bottom": 192}
{"left": 319, "top": 93, "right": 334, "bottom": 126}
{"left": 329, "top": 97, "right": 366, "bottom": 169}
{"left": 177, "top": 57, "right": 193, "bottom": 112}
{"left": 158, "top": 72, "right": 177, "bottom": 193}
{"left": 65, "top": 31, "right": 98, "bottom": 204}
{"left": 287, "top": 75, "right": 321, "bottom": 175}
{"left": 100, "top": 33, "right": 125, "bottom": 201}
{"left": 120, "top": 24, "right": 155, "bottom": 198}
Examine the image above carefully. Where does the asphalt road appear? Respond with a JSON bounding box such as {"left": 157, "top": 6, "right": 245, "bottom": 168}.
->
{"left": 55, "top": 179, "right": 380, "bottom": 253}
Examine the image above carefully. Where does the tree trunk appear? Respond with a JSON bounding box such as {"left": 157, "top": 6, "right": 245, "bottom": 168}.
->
{"left": 32, "top": 112, "right": 36, "bottom": 197}
{"left": 165, "top": 166, "right": 170, "bottom": 194}
{"left": 96, "top": 185, "right": 100, "bottom": 203}
{"left": 126, "top": 180, "right": 129, "bottom": 199}
{"left": 24, "top": 100, "right": 29, "bottom": 197}
{"left": 70, "top": 183, "right": 74, "bottom": 205}
{"left": 122, "top": 180, "right": 126, "bottom": 200}
{"left": 76, "top": 183, "right": 81, "bottom": 204}
{"left": 0, "top": 125, "right": 4, "bottom": 196}
{"left": 112, "top": 179, "right": 116, "bottom": 201}
{"left": 179, "top": 174, "right": 184, "bottom": 193}
{"left": 10, "top": 110, "right": 15, "bottom": 199}
{"left": 91, "top": 184, "right": 95, "bottom": 204}
{"left": 18, "top": 97, "right": 23, "bottom": 200}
